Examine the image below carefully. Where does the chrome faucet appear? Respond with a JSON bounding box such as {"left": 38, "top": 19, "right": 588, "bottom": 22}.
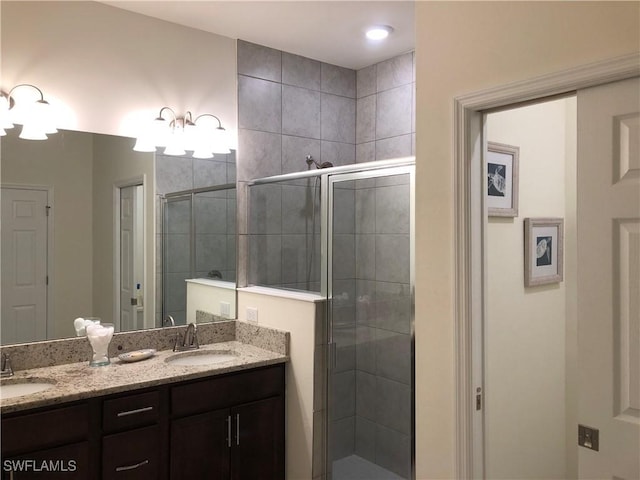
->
{"left": 1, "top": 353, "right": 14, "bottom": 378}
{"left": 173, "top": 323, "right": 199, "bottom": 352}
{"left": 164, "top": 315, "right": 175, "bottom": 327}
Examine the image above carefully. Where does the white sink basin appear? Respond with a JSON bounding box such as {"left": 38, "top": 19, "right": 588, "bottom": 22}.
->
{"left": 0, "top": 381, "right": 55, "bottom": 400}
{"left": 165, "top": 350, "right": 239, "bottom": 366}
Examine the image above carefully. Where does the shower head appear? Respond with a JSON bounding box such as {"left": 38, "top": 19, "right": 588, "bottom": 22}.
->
{"left": 305, "top": 154, "right": 333, "bottom": 170}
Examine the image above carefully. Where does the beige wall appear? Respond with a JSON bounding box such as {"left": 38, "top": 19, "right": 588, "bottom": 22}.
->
{"left": 92, "top": 134, "right": 155, "bottom": 329}
{"left": 485, "top": 97, "right": 576, "bottom": 479}
{"left": 187, "top": 280, "right": 237, "bottom": 322}
{"left": 415, "top": 2, "right": 639, "bottom": 478}
{"left": 237, "top": 288, "right": 324, "bottom": 480}
{"left": 1, "top": 1, "right": 237, "bottom": 141}
{"left": 1, "top": 128, "right": 94, "bottom": 338}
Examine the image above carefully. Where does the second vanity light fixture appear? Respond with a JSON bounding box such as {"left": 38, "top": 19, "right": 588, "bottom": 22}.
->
{"left": 0, "top": 84, "right": 58, "bottom": 140}
{"left": 133, "top": 107, "right": 232, "bottom": 158}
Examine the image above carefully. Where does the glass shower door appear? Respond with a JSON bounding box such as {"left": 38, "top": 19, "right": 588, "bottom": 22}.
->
{"left": 327, "top": 167, "right": 414, "bottom": 480}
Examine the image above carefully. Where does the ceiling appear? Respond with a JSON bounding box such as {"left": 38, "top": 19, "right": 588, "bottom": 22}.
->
{"left": 102, "top": 1, "right": 415, "bottom": 70}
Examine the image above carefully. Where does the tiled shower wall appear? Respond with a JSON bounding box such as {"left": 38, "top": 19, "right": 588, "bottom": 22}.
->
{"left": 237, "top": 40, "right": 414, "bottom": 478}
{"left": 155, "top": 152, "right": 236, "bottom": 326}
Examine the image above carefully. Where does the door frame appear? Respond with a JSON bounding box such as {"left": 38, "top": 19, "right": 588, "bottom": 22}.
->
{"left": 113, "top": 176, "right": 145, "bottom": 330}
{"left": 453, "top": 53, "right": 640, "bottom": 478}
{"left": 1, "top": 183, "right": 55, "bottom": 340}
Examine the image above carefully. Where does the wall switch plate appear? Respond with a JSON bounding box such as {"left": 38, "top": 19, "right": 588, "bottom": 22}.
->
{"left": 246, "top": 307, "right": 258, "bottom": 323}
{"left": 220, "top": 302, "right": 230, "bottom": 318}
{"left": 578, "top": 424, "right": 599, "bottom": 451}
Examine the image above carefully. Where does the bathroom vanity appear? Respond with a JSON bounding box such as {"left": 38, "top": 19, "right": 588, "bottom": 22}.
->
{"left": 0, "top": 324, "right": 288, "bottom": 479}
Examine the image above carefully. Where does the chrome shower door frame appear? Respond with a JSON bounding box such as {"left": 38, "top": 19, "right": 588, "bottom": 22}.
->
{"left": 324, "top": 163, "right": 415, "bottom": 480}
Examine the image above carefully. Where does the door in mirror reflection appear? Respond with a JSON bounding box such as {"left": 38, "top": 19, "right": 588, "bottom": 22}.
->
{"left": 1, "top": 186, "right": 50, "bottom": 344}
{"left": 119, "top": 184, "right": 144, "bottom": 332}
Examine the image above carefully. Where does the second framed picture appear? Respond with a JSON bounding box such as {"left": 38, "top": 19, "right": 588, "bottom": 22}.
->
{"left": 487, "top": 141, "right": 519, "bottom": 217}
{"left": 524, "top": 217, "right": 564, "bottom": 287}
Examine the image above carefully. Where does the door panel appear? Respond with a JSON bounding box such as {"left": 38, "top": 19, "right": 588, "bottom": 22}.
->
{"left": 120, "top": 186, "right": 135, "bottom": 331}
{"left": 1, "top": 187, "right": 48, "bottom": 343}
{"left": 577, "top": 76, "right": 640, "bottom": 479}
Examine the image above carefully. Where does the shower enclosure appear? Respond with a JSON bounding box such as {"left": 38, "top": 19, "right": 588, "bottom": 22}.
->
{"left": 248, "top": 158, "right": 415, "bottom": 479}
{"left": 161, "top": 184, "right": 236, "bottom": 325}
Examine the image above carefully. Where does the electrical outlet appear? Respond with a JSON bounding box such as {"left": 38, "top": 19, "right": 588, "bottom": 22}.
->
{"left": 246, "top": 307, "right": 258, "bottom": 323}
{"left": 220, "top": 302, "right": 230, "bottom": 318}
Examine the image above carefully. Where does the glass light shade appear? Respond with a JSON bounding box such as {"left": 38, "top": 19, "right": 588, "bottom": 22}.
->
{"left": 19, "top": 121, "right": 48, "bottom": 140}
{"left": 133, "top": 136, "right": 156, "bottom": 152}
{"left": 183, "top": 123, "right": 199, "bottom": 152}
{"left": 163, "top": 128, "right": 186, "bottom": 156}
{"left": 210, "top": 127, "right": 232, "bottom": 154}
{"left": 192, "top": 148, "right": 214, "bottom": 159}
{"left": 8, "top": 102, "right": 30, "bottom": 126}
{"left": 0, "top": 128, "right": 6, "bottom": 136}
{"left": 36, "top": 100, "right": 58, "bottom": 134}
{"left": 151, "top": 118, "right": 170, "bottom": 147}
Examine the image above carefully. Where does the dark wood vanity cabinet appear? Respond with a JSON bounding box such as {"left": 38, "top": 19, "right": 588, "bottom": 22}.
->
{"left": 1, "top": 363, "right": 285, "bottom": 480}
{"left": 169, "top": 364, "right": 285, "bottom": 480}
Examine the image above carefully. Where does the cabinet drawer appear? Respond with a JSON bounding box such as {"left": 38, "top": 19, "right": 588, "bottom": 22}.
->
{"left": 102, "top": 425, "right": 160, "bottom": 480}
{"left": 103, "top": 390, "right": 160, "bottom": 433}
{"left": 1, "top": 404, "right": 89, "bottom": 456}
{"left": 171, "top": 365, "right": 285, "bottom": 417}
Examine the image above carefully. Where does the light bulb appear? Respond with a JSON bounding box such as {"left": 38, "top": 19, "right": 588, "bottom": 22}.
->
{"left": 19, "top": 121, "right": 48, "bottom": 140}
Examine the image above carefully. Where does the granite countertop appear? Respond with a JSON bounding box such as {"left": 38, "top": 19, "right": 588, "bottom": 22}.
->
{"left": 1, "top": 340, "right": 288, "bottom": 415}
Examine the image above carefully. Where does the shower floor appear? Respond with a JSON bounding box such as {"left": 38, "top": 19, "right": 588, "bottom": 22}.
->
{"left": 332, "top": 454, "right": 405, "bottom": 480}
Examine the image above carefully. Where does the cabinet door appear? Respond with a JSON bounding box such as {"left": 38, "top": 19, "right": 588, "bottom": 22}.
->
{"left": 1, "top": 441, "right": 89, "bottom": 480}
{"left": 170, "top": 409, "right": 230, "bottom": 480}
{"left": 231, "top": 396, "right": 284, "bottom": 480}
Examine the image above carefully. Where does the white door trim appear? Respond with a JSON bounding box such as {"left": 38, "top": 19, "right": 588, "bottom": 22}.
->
{"left": 453, "top": 53, "right": 640, "bottom": 479}
{"left": 113, "top": 176, "right": 145, "bottom": 330}
{"left": 1, "top": 183, "right": 55, "bottom": 340}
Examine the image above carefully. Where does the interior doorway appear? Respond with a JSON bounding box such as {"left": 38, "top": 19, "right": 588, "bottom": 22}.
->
{"left": 482, "top": 96, "right": 578, "bottom": 479}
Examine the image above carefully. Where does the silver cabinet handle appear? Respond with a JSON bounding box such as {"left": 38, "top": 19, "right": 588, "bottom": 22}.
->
{"left": 116, "top": 406, "right": 154, "bottom": 417}
{"left": 115, "top": 459, "right": 149, "bottom": 472}
{"left": 227, "top": 415, "right": 232, "bottom": 447}
{"left": 236, "top": 413, "right": 240, "bottom": 446}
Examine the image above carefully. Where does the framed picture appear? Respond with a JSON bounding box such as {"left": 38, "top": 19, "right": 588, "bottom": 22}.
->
{"left": 487, "top": 142, "right": 519, "bottom": 217}
{"left": 524, "top": 218, "right": 564, "bottom": 287}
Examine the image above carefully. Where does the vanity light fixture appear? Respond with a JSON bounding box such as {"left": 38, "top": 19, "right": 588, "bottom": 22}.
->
{"left": 0, "top": 84, "right": 58, "bottom": 140}
{"left": 365, "top": 25, "right": 394, "bottom": 41}
{"left": 133, "top": 107, "right": 232, "bottom": 158}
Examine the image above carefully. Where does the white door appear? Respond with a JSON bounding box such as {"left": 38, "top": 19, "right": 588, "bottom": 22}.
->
{"left": 577, "top": 76, "right": 640, "bottom": 479}
{"left": 1, "top": 187, "right": 49, "bottom": 343}
{"left": 119, "top": 185, "right": 136, "bottom": 331}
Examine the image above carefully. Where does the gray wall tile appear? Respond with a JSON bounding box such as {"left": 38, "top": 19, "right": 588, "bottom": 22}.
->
{"left": 375, "top": 184, "right": 410, "bottom": 234}
{"left": 249, "top": 184, "right": 282, "bottom": 234}
{"left": 357, "top": 64, "right": 376, "bottom": 98}
{"left": 165, "top": 199, "right": 191, "bottom": 234}
{"left": 156, "top": 154, "right": 193, "bottom": 194}
{"left": 375, "top": 281, "right": 411, "bottom": 335}
{"left": 321, "top": 141, "right": 355, "bottom": 167}
{"left": 355, "top": 188, "right": 375, "bottom": 234}
{"left": 375, "top": 235, "right": 410, "bottom": 283}
{"left": 321, "top": 94, "right": 355, "bottom": 143}
{"left": 375, "top": 376, "right": 411, "bottom": 434}
{"left": 356, "top": 280, "right": 376, "bottom": 325}
{"left": 355, "top": 235, "right": 375, "bottom": 281}
{"left": 375, "top": 85, "right": 412, "bottom": 139}
{"left": 356, "top": 95, "right": 376, "bottom": 144}
{"left": 356, "top": 142, "right": 375, "bottom": 163}
{"left": 331, "top": 416, "right": 355, "bottom": 460}
{"left": 248, "top": 234, "right": 282, "bottom": 286}
{"left": 355, "top": 417, "right": 376, "bottom": 463}
{"left": 281, "top": 234, "right": 308, "bottom": 284}
{"left": 375, "top": 330, "right": 412, "bottom": 385}
{"left": 238, "top": 76, "right": 282, "bottom": 134}
{"left": 333, "top": 188, "right": 355, "bottom": 234}
{"left": 282, "top": 135, "right": 321, "bottom": 174}
{"left": 195, "top": 234, "right": 227, "bottom": 272}
{"left": 355, "top": 370, "right": 376, "bottom": 419}
{"left": 321, "top": 63, "right": 356, "bottom": 98}
{"left": 195, "top": 196, "right": 227, "bottom": 234}
{"left": 334, "top": 324, "right": 356, "bottom": 372}
{"left": 355, "top": 326, "right": 376, "bottom": 374}
{"left": 166, "top": 234, "right": 190, "bottom": 273}
{"left": 377, "top": 52, "right": 414, "bottom": 92}
{"left": 237, "top": 40, "right": 281, "bottom": 82}
{"left": 193, "top": 159, "right": 227, "bottom": 189}
{"left": 375, "top": 134, "right": 413, "bottom": 161}
{"left": 375, "top": 424, "right": 411, "bottom": 478}
{"left": 282, "top": 184, "right": 316, "bottom": 234}
{"left": 331, "top": 370, "right": 355, "bottom": 420}
{"left": 282, "top": 85, "right": 321, "bottom": 138}
{"left": 332, "top": 234, "right": 355, "bottom": 280}
{"left": 237, "top": 129, "right": 281, "bottom": 181}
{"left": 283, "top": 52, "right": 321, "bottom": 90}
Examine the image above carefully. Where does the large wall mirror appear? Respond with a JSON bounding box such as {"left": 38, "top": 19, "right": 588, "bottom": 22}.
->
{"left": 1, "top": 127, "right": 237, "bottom": 346}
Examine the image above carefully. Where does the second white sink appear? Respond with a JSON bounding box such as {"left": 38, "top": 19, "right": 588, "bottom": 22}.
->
{"left": 0, "top": 381, "right": 55, "bottom": 400}
{"left": 165, "top": 350, "right": 238, "bottom": 366}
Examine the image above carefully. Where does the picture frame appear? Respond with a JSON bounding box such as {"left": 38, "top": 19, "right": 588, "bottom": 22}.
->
{"left": 524, "top": 218, "right": 564, "bottom": 287}
{"left": 487, "top": 141, "right": 519, "bottom": 217}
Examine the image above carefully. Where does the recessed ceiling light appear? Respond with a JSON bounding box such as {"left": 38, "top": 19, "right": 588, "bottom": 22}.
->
{"left": 365, "top": 25, "right": 394, "bottom": 41}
